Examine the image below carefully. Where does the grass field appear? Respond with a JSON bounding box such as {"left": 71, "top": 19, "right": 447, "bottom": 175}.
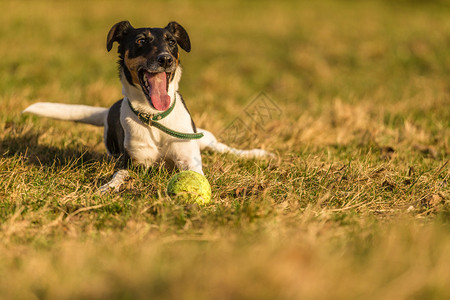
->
{"left": 1, "top": 0, "right": 449, "bottom": 299}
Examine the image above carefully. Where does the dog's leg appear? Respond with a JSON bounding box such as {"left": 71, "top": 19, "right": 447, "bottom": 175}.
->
{"left": 197, "top": 128, "right": 275, "bottom": 159}
{"left": 175, "top": 158, "right": 204, "bottom": 175}
{"left": 169, "top": 140, "right": 204, "bottom": 175}
{"left": 99, "top": 169, "right": 130, "bottom": 193}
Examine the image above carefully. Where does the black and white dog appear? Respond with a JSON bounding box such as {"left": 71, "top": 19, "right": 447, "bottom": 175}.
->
{"left": 24, "top": 21, "right": 273, "bottom": 191}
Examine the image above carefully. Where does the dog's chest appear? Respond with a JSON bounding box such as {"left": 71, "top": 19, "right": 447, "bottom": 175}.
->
{"left": 121, "top": 117, "right": 166, "bottom": 166}
{"left": 118, "top": 92, "right": 195, "bottom": 168}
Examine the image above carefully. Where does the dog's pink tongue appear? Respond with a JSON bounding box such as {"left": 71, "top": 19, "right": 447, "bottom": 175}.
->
{"left": 147, "top": 72, "right": 170, "bottom": 111}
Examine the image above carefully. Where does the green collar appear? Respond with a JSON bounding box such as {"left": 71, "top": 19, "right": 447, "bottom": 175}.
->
{"left": 127, "top": 98, "right": 204, "bottom": 140}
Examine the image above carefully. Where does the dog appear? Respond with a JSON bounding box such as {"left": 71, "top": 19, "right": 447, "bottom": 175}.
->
{"left": 23, "top": 21, "right": 274, "bottom": 192}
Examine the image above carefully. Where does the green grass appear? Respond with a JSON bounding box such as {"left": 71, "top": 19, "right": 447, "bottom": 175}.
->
{"left": 0, "top": 0, "right": 449, "bottom": 299}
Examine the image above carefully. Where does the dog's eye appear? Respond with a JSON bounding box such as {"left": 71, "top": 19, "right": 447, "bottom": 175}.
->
{"left": 136, "top": 38, "right": 146, "bottom": 46}
{"left": 168, "top": 39, "right": 176, "bottom": 46}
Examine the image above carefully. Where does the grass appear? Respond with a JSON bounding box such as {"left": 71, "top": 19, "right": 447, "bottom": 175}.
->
{"left": 0, "top": 0, "right": 449, "bottom": 299}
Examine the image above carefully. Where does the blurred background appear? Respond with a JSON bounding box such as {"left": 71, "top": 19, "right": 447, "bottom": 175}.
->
{"left": 1, "top": 0, "right": 449, "bottom": 120}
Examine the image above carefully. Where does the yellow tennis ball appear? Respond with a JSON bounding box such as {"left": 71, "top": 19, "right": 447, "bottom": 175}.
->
{"left": 166, "top": 171, "right": 212, "bottom": 205}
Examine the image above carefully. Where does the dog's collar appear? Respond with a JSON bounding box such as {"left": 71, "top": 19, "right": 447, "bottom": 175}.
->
{"left": 128, "top": 96, "right": 176, "bottom": 123}
{"left": 127, "top": 98, "right": 204, "bottom": 140}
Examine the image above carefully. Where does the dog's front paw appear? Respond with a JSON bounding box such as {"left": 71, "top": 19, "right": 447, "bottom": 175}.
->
{"left": 99, "top": 183, "right": 114, "bottom": 194}
{"left": 99, "top": 169, "right": 129, "bottom": 193}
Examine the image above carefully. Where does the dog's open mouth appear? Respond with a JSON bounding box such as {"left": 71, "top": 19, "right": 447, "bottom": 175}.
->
{"left": 138, "top": 70, "right": 171, "bottom": 111}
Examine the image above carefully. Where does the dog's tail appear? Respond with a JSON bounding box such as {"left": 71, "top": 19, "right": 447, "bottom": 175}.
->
{"left": 197, "top": 128, "right": 275, "bottom": 159}
{"left": 23, "top": 102, "right": 108, "bottom": 127}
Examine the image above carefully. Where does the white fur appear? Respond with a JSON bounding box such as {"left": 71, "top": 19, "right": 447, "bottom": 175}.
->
{"left": 99, "top": 169, "right": 129, "bottom": 192}
{"left": 23, "top": 65, "right": 274, "bottom": 192}
{"left": 119, "top": 67, "right": 204, "bottom": 174}
{"left": 23, "top": 103, "right": 107, "bottom": 126}
{"left": 197, "top": 128, "right": 276, "bottom": 159}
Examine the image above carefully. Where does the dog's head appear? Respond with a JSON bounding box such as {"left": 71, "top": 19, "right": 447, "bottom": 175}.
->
{"left": 107, "top": 21, "right": 191, "bottom": 111}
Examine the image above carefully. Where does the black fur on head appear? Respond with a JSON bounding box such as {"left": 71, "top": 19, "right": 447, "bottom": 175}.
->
{"left": 165, "top": 22, "right": 191, "bottom": 53}
{"left": 106, "top": 20, "right": 191, "bottom": 88}
{"left": 106, "top": 20, "right": 191, "bottom": 54}
{"left": 106, "top": 20, "right": 134, "bottom": 52}
{"left": 106, "top": 21, "right": 192, "bottom": 108}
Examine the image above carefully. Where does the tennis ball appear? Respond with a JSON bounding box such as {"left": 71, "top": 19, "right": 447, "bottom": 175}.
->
{"left": 166, "top": 171, "right": 212, "bottom": 205}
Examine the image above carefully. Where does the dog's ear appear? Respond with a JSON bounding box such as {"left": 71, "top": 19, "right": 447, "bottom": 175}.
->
{"left": 165, "top": 22, "right": 191, "bottom": 53}
{"left": 107, "top": 20, "right": 134, "bottom": 52}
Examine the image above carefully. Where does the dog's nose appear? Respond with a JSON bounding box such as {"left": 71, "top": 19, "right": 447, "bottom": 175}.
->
{"left": 157, "top": 54, "right": 173, "bottom": 68}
